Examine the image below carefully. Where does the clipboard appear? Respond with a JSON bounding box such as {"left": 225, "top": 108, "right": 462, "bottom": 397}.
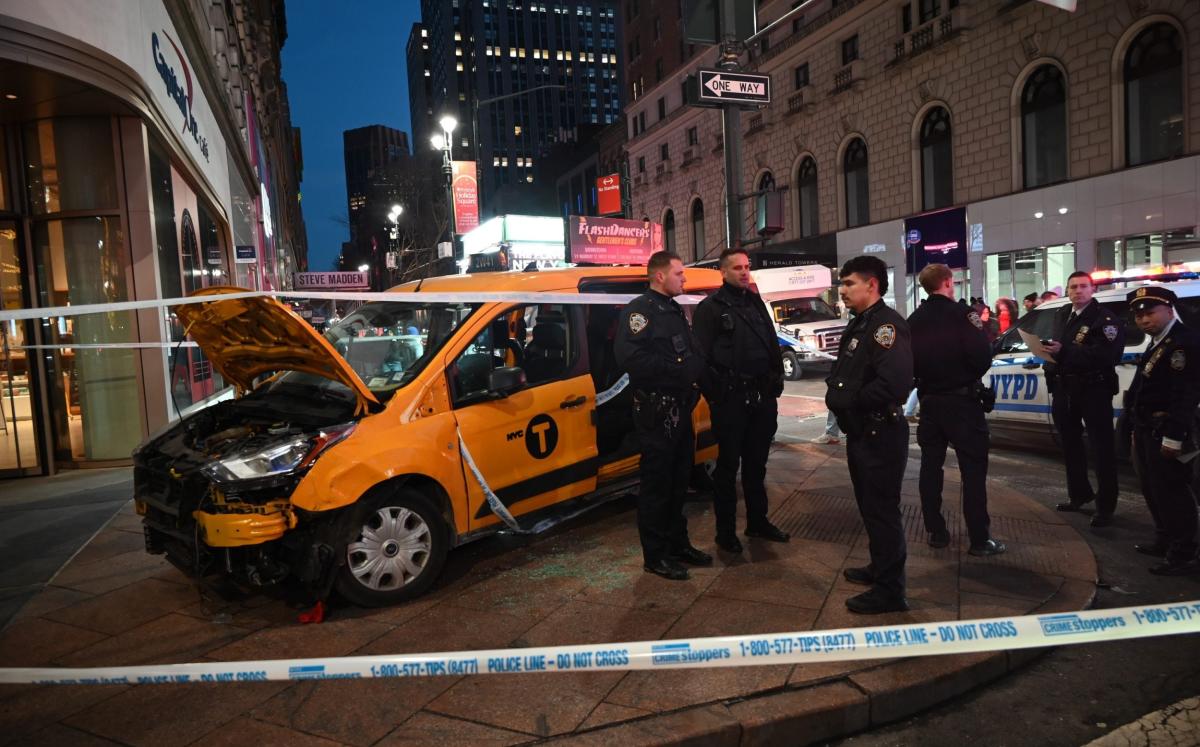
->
{"left": 1018, "top": 329, "right": 1057, "bottom": 363}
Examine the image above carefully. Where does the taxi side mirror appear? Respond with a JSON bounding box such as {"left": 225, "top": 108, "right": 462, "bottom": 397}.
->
{"left": 489, "top": 366, "right": 527, "bottom": 396}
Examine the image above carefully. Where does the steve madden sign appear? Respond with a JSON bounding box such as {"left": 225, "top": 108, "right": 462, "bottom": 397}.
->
{"left": 152, "top": 31, "right": 210, "bottom": 162}
{"left": 294, "top": 272, "right": 370, "bottom": 290}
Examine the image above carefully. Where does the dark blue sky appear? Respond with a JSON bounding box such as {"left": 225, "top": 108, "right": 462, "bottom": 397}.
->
{"left": 282, "top": 2, "right": 422, "bottom": 272}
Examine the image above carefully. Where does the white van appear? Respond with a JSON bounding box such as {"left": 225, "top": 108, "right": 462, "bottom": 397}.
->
{"left": 752, "top": 265, "right": 847, "bottom": 380}
{"left": 985, "top": 269, "right": 1200, "bottom": 450}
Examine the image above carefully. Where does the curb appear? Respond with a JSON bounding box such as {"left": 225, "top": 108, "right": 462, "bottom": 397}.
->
{"left": 545, "top": 492, "right": 1099, "bottom": 746}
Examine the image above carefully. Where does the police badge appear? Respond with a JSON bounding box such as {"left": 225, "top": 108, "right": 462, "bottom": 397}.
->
{"left": 1103, "top": 324, "right": 1118, "bottom": 342}
{"left": 874, "top": 324, "right": 896, "bottom": 349}
{"left": 628, "top": 312, "right": 648, "bottom": 334}
{"left": 848, "top": 338, "right": 859, "bottom": 352}
{"left": 1074, "top": 325, "right": 1089, "bottom": 344}
{"left": 1171, "top": 349, "right": 1186, "bottom": 371}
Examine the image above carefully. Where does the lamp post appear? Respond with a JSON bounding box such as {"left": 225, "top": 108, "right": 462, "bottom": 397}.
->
{"left": 431, "top": 116, "right": 458, "bottom": 256}
{"left": 387, "top": 203, "right": 403, "bottom": 285}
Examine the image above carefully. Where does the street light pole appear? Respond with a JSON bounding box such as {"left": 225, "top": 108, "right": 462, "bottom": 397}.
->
{"left": 432, "top": 115, "right": 458, "bottom": 257}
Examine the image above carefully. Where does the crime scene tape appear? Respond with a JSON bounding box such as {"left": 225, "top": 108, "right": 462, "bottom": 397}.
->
{"left": 1, "top": 601, "right": 1197, "bottom": 686}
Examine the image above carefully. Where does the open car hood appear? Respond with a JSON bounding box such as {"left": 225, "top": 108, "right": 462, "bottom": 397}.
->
{"left": 175, "top": 287, "right": 379, "bottom": 412}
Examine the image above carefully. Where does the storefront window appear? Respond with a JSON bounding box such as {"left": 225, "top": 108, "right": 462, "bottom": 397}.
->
{"left": 1096, "top": 230, "right": 1200, "bottom": 271}
{"left": 0, "top": 127, "right": 9, "bottom": 210}
{"left": 985, "top": 244, "right": 1075, "bottom": 308}
{"left": 149, "top": 146, "right": 181, "bottom": 300}
{"left": 24, "top": 118, "right": 119, "bottom": 215}
{"left": 1, "top": 220, "right": 39, "bottom": 473}
{"left": 33, "top": 217, "right": 139, "bottom": 462}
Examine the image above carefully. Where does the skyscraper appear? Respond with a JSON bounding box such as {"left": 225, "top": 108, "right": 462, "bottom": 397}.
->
{"left": 409, "top": 0, "right": 624, "bottom": 217}
{"left": 342, "top": 125, "right": 411, "bottom": 273}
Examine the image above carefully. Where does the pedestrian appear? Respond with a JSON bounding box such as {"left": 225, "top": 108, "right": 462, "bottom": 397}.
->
{"left": 1023, "top": 292, "right": 1040, "bottom": 313}
{"left": 1124, "top": 286, "right": 1200, "bottom": 575}
{"left": 995, "top": 298, "right": 1018, "bottom": 333}
{"left": 813, "top": 411, "right": 842, "bottom": 444}
{"left": 1043, "top": 271, "right": 1125, "bottom": 527}
{"left": 972, "top": 300, "right": 1000, "bottom": 344}
{"left": 1040, "top": 290, "right": 1060, "bottom": 304}
{"left": 825, "top": 256, "right": 913, "bottom": 614}
{"left": 615, "top": 251, "right": 712, "bottom": 580}
{"left": 909, "top": 264, "right": 1006, "bottom": 556}
{"left": 693, "top": 248, "right": 791, "bottom": 553}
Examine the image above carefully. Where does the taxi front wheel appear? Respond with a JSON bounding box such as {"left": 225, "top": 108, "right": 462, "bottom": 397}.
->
{"left": 335, "top": 489, "right": 449, "bottom": 607}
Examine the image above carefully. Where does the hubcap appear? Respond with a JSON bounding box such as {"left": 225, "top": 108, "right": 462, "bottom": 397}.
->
{"left": 346, "top": 506, "right": 432, "bottom": 591}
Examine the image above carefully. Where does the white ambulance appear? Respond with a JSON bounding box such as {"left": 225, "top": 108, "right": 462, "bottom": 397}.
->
{"left": 751, "top": 265, "right": 847, "bottom": 380}
{"left": 985, "top": 265, "right": 1200, "bottom": 451}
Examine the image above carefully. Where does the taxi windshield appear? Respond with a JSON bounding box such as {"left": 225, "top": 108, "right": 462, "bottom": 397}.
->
{"left": 271, "top": 301, "right": 478, "bottom": 402}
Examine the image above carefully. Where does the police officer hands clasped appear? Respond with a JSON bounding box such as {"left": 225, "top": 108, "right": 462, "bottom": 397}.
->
{"left": 825, "top": 256, "right": 914, "bottom": 614}
{"left": 1124, "top": 286, "right": 1200, "bottom": 576}
{"left": 908, "top": 264, "right": 1005, "bottom": 557}
{"left": 1043, "top": 271, "right": 1125, "bottom": 526}
{"left": 692, "top": 249, "right": 791, "bottom": 554}
{"left": 615, "top": 251, "right": 712, "bottom": 581}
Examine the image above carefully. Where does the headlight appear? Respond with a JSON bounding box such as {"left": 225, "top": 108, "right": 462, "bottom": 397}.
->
{"left": 203, "top": 423, "right": 356, "bottom": 483}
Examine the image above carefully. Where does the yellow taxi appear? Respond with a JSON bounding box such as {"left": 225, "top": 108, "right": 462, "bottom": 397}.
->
{"left": 134, "top": 266, "right": 722, "bottom": 606}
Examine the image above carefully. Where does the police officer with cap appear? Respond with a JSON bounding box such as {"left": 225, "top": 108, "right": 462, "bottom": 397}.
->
{"left": 826, "top": 256, "right": 914, "bottom": 614}
{"left": 908, "top": 264, "right": 1006, "bottom": 556}
{"left": 1043, "top": 271, "right": 1125, "bottom": 526}
{"left": 692, "top": 248, "right": 791, "bottom": 553}
{"left": 1125, "top": 285, "right": 1200, "bottom": 576}
{"left": 615, "top": 251, "right": 712, "bottom": 580}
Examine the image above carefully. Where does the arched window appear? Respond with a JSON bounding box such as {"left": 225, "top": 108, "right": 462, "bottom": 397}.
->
{"left": 1124, "top": 22, "right": 1184, "bottom": 166}
{"left": 691, "top": 199, "right": 705, "bottom": 260}
{"left": 843, "top": 138, "right": 869, "bottom": 228}
{"left": 663, "top": 209, "right": 676, "bottom": 253}
{"left": 919, "top": 107, "right": 953, "bottom": 210}
{"left": 758, "top": 172, "right": 775, "bottom": 191}
{"left": 797, "top": 157, "right": 819, "bottom": 238}
{"left": 1021, "top": 65, "right": 1068, "bottom": 188}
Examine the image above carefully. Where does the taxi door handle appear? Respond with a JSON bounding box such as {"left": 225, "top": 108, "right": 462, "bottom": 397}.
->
{"left": 560, "top": 395, "right": 587, "bottom": 409}
{"left": 1022, "top": 361, "right": 1041, "bottom": 370}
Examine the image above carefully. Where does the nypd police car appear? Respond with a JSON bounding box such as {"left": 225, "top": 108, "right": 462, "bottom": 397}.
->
{"left": 986, "top": 267, "right": 1200, "bottom": 450}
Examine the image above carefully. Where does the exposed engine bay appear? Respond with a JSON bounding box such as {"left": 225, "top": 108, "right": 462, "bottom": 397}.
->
{"left": 135, "top": 390, "right": 358, "bottom": 599}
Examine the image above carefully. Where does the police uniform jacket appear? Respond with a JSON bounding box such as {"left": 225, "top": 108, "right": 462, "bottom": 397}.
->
{"left": 692, "top": 282, "right": 784, "bottom": 398}
{"left": 907, "top": 295, "right": 992, "bottom": 395}
{"left": 1126, "top": 319, "right": 1200, "bottom": 443}
{"left": 615, "top": 290, "right": 706, "bottom": 394}
{"left": 1043, "top": 299, "right": 1124, "bottom": 390}
{"left": 825, "top": 300, "right": 914, "bottom": 428}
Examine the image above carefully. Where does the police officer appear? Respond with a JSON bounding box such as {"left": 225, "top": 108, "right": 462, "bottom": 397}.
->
{"left": 1043, "top": 271, "right": 1125, "bottom": 526}
{"left": 1124, "top": 286, "right": 1200, "bottom": 576}
{"left": 692, "top": 248, "right": 791, "bottom": 553}
{"left": 615, "top": 251, "right": 712, "bottom": 580}
{"left": 908, "top": 264, "right": 1006, "bottom": 556}
{"left": 825, "top": 256, "right": 913, "bottom": 614}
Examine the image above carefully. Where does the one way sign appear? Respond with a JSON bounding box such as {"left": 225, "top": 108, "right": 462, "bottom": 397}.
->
{"left": 697, "top": 69, "right": 771, "bottom": 106}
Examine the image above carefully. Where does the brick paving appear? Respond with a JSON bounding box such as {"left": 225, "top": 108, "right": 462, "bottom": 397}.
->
{"left": 0, "top": 442, "right": 1097, "bottom": 746}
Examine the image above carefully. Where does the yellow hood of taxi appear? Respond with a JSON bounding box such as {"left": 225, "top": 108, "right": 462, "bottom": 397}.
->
{"left": 175, "top": 287, "right": 378, "bottom": 410}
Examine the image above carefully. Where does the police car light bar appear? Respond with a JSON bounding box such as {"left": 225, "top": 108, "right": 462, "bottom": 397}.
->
{"left": 1091, "top": 261, "right": 1200, "bottom": 285}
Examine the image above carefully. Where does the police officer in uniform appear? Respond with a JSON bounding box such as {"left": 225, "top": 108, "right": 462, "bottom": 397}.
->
{"left": 1125, "top": 286, "right": 1200, "bottom": 576}
{"left": 825, "top": 256, "right": 914, "bottom": 614}
{"left": 615, "top": 251, "right": 712, "bottom": 580}
{"left": 692, "top": 248, "right": 791, "bottom": 553}
{"left": 1043, "top": 271, "right": 1125, "bottom": 526}
{"left": 908, "top": 264, "right": 1006, "bottom": 556}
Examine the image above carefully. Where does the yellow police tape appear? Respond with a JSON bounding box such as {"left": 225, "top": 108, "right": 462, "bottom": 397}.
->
{"left": 1, "top": 600, "right": 1196, "bottom": 685}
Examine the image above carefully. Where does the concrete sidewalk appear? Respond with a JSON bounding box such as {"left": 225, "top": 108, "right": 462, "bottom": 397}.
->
{"left": 0, "top": 442, "right": 1097, "bottom": 746}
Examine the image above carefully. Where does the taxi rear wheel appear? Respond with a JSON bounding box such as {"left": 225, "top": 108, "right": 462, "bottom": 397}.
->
{"left": 335, "top": 489, "right": 448, "bottom": 607}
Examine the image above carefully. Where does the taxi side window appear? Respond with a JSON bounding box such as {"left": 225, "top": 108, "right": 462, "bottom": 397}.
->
{"left": 450, "top": 304, "right": 580, "bottom": 405}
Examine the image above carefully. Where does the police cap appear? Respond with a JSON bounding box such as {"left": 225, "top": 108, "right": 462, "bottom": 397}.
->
{"left": 1127, "top": 285, "right": 1177, "bottom": 311}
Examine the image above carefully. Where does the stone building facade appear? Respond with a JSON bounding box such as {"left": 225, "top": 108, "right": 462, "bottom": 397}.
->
{"left": 624, "top": 0, "right": 1200, "bottom": 312}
